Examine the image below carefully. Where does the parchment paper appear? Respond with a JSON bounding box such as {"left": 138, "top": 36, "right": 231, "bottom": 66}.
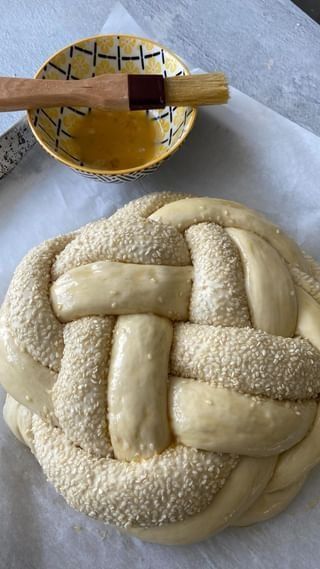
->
{"left": 1, "top": 4, "right": 320, "bottom": 568}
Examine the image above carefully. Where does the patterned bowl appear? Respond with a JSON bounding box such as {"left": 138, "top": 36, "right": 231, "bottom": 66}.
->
{"left": 27, "top": 35, "right": 197, "bottom": 183}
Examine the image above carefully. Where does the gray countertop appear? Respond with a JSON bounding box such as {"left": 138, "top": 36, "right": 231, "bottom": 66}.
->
{"left": 1, "top": 0, "right": 320, "bottom": 136}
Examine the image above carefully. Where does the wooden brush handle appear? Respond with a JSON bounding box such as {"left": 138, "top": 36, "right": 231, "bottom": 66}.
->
{"left": 0, "top": 72, "right": 228, "bottom": 112}
{"left": 0, "top": 75, "right": 129, "bottom": 111}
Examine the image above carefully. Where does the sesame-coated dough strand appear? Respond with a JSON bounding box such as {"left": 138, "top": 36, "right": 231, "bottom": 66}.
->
{"left": 5, "top": 234, "right": 74, "bottom": 371}
{"left": 171, "top": 323, "right": 320, "bottom": 400}
{"left": 32, "top": 417, "right": 238, "bottom": 529}
{"left": 52, "top": 316, "right": 115, "bottom": 457}
{"left": 1, "top": 191, "right": 320, "bottom": 545}
{"left": 52, "top": 193, "right": 191, "bottom": 280}
{"left": 185, "top": 223, "right": 250, "bottom": 327}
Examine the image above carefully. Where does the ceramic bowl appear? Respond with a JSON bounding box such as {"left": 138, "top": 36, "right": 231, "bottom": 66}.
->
{"left": 27, "top": 34, "right": 197, "bottom": 183}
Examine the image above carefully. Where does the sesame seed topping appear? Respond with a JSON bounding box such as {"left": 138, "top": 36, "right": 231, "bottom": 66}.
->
{"left": 2, "top": 190, "right": 320, "bottom": 539}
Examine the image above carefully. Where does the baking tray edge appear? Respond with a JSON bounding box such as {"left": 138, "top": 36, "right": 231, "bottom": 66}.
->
{"left": 0, "top": 117, "right": 35, "bottom": 181}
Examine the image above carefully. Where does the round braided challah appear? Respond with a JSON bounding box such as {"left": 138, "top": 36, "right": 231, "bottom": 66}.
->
{"left": 1, "top": 192, "right": 320, "bottom": 545}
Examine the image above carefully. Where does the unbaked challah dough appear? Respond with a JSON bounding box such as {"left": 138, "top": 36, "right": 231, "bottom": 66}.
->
{"left": 1, "top": 192, "right": 320, "bottom": 545}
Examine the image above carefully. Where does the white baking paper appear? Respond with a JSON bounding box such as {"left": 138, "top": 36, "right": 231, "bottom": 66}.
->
{"left": 1, "top": 3, "right": 320, "bottom": 568}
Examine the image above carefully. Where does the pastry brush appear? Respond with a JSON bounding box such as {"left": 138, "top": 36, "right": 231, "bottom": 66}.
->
{"left": 0, "top": 73, "right": 228, "bottom": 112}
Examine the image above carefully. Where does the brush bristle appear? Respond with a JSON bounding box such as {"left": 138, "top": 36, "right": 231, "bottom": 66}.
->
{"left": 164, "top": 73, "right": 229, "bottom": 107}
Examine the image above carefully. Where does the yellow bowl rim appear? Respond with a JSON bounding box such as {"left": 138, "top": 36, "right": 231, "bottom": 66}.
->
{"left": 27, "top": 33, "right": 198, "bottom": 176}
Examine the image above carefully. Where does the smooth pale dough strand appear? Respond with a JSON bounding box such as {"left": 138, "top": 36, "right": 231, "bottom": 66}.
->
{"left": 169, "top": 378, "right": 317, "bottom": 456}
{"left": 108, "top": 314, "right": 172, "bottom": 460}
{"left": 51, "top": 261, "right": 193, "bottom": 323}
{"left": 127, "top": 456, "right": 276, "bottom": 545}
{"left": 267, "top": 403, "right": 320, "bottom": 493}
{"left": 171, "top": 323, "right": 320, "bottom": 400}
{"left": 226, "top": 227, "right": 297, "bottom": 337}
{"left": 234, "top": 476, "right": 306, "bottom": 527}
{"left": 235, "top": 403, "right": 320, "bottom": 525}
{"left": 150, "top": 198, "right": 311, "bottom": 273}
{"left": 3, "top": 394, "right": 34, "bottom": 450}
{"left": 185, "top": 223, "right": 250, "bottom": 327}
{"left": 52, "top": 317, "right": 114, "bottom": 458}
{"left": 296, "top": 286, "right": 320, "bottom": 351}
{"left": 0, "top": 311, "right": 56, "bottom": 421}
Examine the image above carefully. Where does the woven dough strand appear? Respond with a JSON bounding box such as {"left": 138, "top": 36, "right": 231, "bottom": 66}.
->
{"left": 1, "top": 192, "right": 320, "bottom": 545}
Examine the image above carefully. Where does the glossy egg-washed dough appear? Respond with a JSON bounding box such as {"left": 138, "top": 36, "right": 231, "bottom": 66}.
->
{"left": 1, "top": 192, "right": 320, "bottom": 545}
